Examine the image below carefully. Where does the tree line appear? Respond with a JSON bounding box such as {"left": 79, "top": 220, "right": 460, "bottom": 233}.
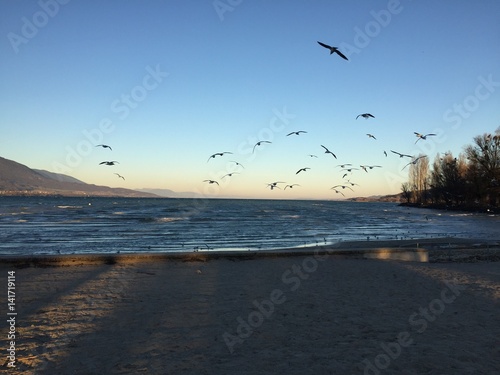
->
{"left": 401, "top": 128, "right": 500, "bottom": 211}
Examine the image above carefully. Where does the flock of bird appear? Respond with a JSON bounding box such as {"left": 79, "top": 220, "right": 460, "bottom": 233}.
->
{"left": 199, "top": 41, "right": 436, "bottom": 198}
{"left": 93, "top": 40, "right": 435, "bottom": 197}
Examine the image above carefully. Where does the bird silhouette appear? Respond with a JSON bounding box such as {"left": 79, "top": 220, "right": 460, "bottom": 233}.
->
{"left": 317, "top": 41, "right": 348, "bottom": 60}
{"left": 321, "top": 145, "right": 337, "bottom": 159}
{"left": 286, "top": 130, "right": 307, "bottom": 136}
{"left": 203, "top": 179, "right": 219, "bottom": 185}
{"left": 207, "top": 152, "right": 233, "bottom": 162}
{"left": 331, "top": 188, "right": 345, "bottom": 197}
{"left": 414, "top": 132, "right": 437, "bottom": 143}
{"left": 96, "top": 144, "right": 112, "bottom": 151}
{"left": 384, "top": 151, "right": 388, "bottom": 157}
{"left": 99, "top": 161, "right": 119, "bottom": 166}
{"left": 332, "top": 184, "right": 354, "bottom": 191}
{"left": 296, "top": 167, "right": 310, "bottom": 174}
{"left": 341, "top": 167, "right": 359, "bottom": 172}
{"left": 308, "top": 154, "right": 318, "bottom": 158}
{"left": 356, "top": 113, "right": 375, "bottom": 120}
{"left": 222, "top": 172, "right": 240, "bottom": 178}
{"left": 337, "top": 163, "right": 352, "bottom": 168}
{"left": 284, "top": 184, "right": 300, "bottom": 190}
{"left": 366, "top": 133, "right": 377, "bottom": 140}
{"left": 230, "top": 161, "right": 245, "bottom": 168}
{"left": 253, "top": 140, "right": 272, "bottom": 153}
{"left": 391, "top": 150, "right": 413, "bottom": 158}
{"left": 402, "top": 156, "right": 427, "bottom": 170}
{"left": 114, "top": 173, "right": 125, "bottom": 180}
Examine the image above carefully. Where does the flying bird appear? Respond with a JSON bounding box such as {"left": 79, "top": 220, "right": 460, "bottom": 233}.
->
{"left": 341, "top": 167, "right": 359, "bottom": 172}
{"left": 402, "top": 156, "right": 428, "bottom": 170}
{"left": 360, "top": 165, "right": 382, "bottom": 172}
{"left": 414, "top": 132, "right": 437, "bottom": 143}
{"left": 308, "top": 154, "right": 318, "bottom": 158}
{"left": 284, "top": 184, "right": 300, "bottom": 190}
{"left": 203, "top": 179, "right": 219, "bottom": 185}
{"left": 337, "top": 163, "right": 352, "bottom": 168}
{"left": 331, "top": 188, "right": 345, "bottom": 197}
{"left": 222, "top": 172, "right": 240, "bottom": 178}
{"left": 230, "top": 161, "right": 245, "bottom": 168}
{"left": 286, "top": 131, "right": 307, "bottom": 136}
{"left": 384, "top": 151, "right": 388, "bottom": 157}
{"left": 332, "top": 184, "right": 354, "bottom": 191}
{"left": 114, "top": 173, "right": 125, "bottom": 180}
{"left": 321, "top": 145, "right": 337, "bottom": 159}
{"left": 296, "top": 167, "right": 310, "bottom": 174}
{"left": 391, "top": 150, "right": 413, "bottom": 158}
{"left": 207, "top": 152, "right": 233, "bottom": 162}
{"left": 253, "top": 140, "right": 272, "bottom": 153}
{"left": 96, "top": 144, "right": 112, "bottom": 151}
{"left": 99, "top": 161, "right": 119, "bottom": 166}
{"left": 266, "top": 183, "right": 282, "bottom": 190}
{"left": 356, "top": 113, "right": 375, "bottom": 120}
{"left": 317, "top": 41, "right": 349, "bottom": 60}
{"left": 366, "top": 133, "right": 377, "bottom": 140}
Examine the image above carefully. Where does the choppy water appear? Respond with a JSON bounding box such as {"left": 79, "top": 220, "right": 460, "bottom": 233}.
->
{"left": 0, "top": 197, "right": 498, "bottom": 255}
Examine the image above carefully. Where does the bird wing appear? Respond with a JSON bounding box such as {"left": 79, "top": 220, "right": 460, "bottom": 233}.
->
{"left": 335, "top": 49, "right": 349, "bottom": 60}
{"left": 391, "top": 150, "right": 402, "bottom": 156}
{"left": 317, "top": 41, "right": 332, "bottom": 49}
{"left": 321, "top": 145, "right": 329, "bottom": 152}
{"left": 367, "top": 113, "right": 375, "bottom": 118}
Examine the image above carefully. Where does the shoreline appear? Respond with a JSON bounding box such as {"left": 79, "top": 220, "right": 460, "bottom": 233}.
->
{"left": 2, "top": 237, "right": 500, "bottom": 266}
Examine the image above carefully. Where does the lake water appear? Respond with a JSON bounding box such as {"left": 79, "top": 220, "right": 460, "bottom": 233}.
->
{"left": 0, "top": 197, "right": 498, "bottom": 255}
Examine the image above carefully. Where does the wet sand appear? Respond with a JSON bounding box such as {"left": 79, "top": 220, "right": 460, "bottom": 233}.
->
{"left": 1, "top": 238, "right": 499, "bottom": 374}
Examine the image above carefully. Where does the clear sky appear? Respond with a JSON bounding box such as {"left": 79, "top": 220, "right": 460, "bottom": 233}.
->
{"left": 1, "top": 0, "right": 499, "bottom": 199}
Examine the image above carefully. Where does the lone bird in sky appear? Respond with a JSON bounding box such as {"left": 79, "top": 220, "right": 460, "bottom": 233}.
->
{"left": 96, "top": 144, "right": 112, "bottom": 150}
{"left": 391, "top": 150, "right": 413, "bottom": 159}
{"left": 207, "top": 151, "right": 233, "bottom": 162}
{"left": 99, "top": 161, "right": 119, "bottom": 166}
{"left": 366, "top": 133, "right": 377, "bottom": 140}
{"left": 308, "top": 154, "right": 318, "bottom": 158}
{"left": 317, "top": 41, "right": 348, "bottom": 60}
{"left": 114, "top": 173, "right": 125, "bottom": 180}
{"left": 203, "top": 179, "right": 219, "bottom": 186}
{"left": 414, "top": 132, "right": 437, "bottom": 143}
{"left": 286, "top": 130, "right": 308, "bottom": 136}
{"left": 284, "top": 184, "right": 300, "bottom": 190}
{"left": 253, "top": 140, "right": 272, "bottom": 153}
{"left": 321, "top": 145, "right": 337, "bottom": 159}
{"left": 356, "top": 113, "right": 375, "bottom": 120}
{"left": 296, "top": 167, "right": 310, "bottom": 174}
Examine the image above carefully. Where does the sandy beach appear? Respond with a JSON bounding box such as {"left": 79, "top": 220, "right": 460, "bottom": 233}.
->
{"left": 2, "top": 239, "right": 500, "bottom": 374}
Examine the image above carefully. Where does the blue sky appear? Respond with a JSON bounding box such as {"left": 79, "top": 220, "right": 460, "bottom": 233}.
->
{"left": 1, "top": 0, "right": 499, "bottom": 199}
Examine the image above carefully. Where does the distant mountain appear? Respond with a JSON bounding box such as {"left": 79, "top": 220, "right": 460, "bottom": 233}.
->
{"left": 33, "top": 169, "right": 86, "bottom": 184}
{"left": 0, "top": 156, "right": 157, "bottom": 197}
